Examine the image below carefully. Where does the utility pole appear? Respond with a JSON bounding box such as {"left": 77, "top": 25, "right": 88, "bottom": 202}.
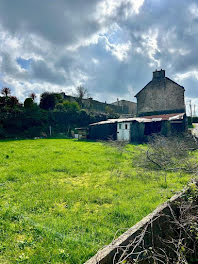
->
{"left": 189, "top": 100, "right": 192, "bottom": 117}
{"left": 49, "top": 125, "right": 52, "bottom": 136}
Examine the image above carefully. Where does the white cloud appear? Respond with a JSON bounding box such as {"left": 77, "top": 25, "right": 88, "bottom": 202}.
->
{"left": 102, "top": 35, "right": 131, "bottom": 61}
{"left": 0, "top": 0, "right": 198, "bottom": 107}
{"left": 141, "top": 28, "right": 160, "bottom": 68}
{"left": 92, "top": 58, "right": 99, "bottom": 64}
{"left": 189, "top": 3, "right": 198, "bottom": 18}
{"left": 174, "top": 71, "right": 198, "bottom": 82}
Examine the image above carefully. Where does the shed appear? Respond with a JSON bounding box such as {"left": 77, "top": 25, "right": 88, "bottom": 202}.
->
{"left": 75, "top": 127, "right": 88, "bottom": 139}
{"left": 89, "top": 119, "right": 117, "bottom": 140}
{"left": 89, "top": 113, "right": 186, "bottom": 143}
{"left": 117, "top": 113, "right": 186, "bottom": 142}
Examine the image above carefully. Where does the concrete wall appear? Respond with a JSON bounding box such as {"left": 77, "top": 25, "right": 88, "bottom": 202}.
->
{"left": 85, "top": 184, "right": 192, "bottom": 264}
{"left": 136, "top": 73, "right": 185, "bottom": 116}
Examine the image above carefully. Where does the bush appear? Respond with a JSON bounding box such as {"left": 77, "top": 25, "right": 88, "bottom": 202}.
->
{"left": 55, "top": 101, "right": 80, "bottom": 112}
{"left": 134, "top": 134, "right": 198, "bottom": 173}
{"left": 24, "top": 98, "right": 34, "bottom": 108}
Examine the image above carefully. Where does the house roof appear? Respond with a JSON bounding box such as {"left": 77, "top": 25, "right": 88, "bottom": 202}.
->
{"left": 111, "top": 100, "right": 137, "bottom": 105}
{"left": 89, "top": 113, "right": 185, "bottom": 126}
{"left": 134, "top": 77, "right": 184, "bottom": 97}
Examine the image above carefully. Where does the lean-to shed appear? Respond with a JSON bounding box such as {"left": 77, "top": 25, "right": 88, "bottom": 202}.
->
{"left": 89, "top": 113, "right": 186, "bottom": 142}
{"left": 89, "top": 119, "right": 117, "bottom": 140}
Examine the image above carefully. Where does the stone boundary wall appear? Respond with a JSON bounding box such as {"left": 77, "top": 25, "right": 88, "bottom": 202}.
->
{"left": 84, "top": 185, "right": 192, "bottom": 264}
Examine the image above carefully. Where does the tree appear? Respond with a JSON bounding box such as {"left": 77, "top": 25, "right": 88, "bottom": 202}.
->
{"left": 24, "top": 98, "right": 34, "bottom": 108}
{"left": 135, "top": 134, "right": 198, "bottom": 174}
{"left": 76, "top": 86, "right": 87, "bottom": 107}
{"left": 9, "top": 96, "right": 20, "bottom": 107}
{"left": 40, "top": 92, "right": 57, "bottom": 110}
{"left": 1, "top": 87, "right": 11, "bottom": 97}
{"left": 55, "top": 100, "right": 80, "bottom": 112}
{"left": 29, "top": 93, "right": 36, "bottom": 101}
{"left": 0, "top": 95, "right": 20, "bottom": 110}
{"left": 105, "top": 105, "right": 116, "bottom": 116}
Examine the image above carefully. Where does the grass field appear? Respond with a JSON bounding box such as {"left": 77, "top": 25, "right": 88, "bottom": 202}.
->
{"left": 0, "top": 139, "right": 191, "bottom": 263}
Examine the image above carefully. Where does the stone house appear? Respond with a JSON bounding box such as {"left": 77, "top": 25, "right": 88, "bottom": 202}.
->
{"left": 61, "top": 93, "right": 135, "bottom": 115}
{"left": 135, "top": 69, "right": 185, "bottom": 116}
{"left": 111, "top": 99, "right": 137, "bottom": 116}
{"left": 86, "top": 69, "right": 187, "bottom": 142}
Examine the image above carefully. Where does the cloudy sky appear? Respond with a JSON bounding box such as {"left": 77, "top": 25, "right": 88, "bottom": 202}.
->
{"left": 0, "top": 0, "right": 198, "bottom": 113}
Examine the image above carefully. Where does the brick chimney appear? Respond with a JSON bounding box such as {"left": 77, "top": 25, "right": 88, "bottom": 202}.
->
{"left": 153, "top": 69, "right": 165, "bottom": 79}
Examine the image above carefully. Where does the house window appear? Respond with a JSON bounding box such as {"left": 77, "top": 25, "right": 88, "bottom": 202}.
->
{"left": 119, "top": 124, "right": 122, "bottom": 129}
{"left": 125, "top": 124, "right": 128, "bottom": 129}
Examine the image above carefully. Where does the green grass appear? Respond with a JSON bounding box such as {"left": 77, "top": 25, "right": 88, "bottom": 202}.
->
{"left": 0, "top": 139, "right": 191, "bottom": 264}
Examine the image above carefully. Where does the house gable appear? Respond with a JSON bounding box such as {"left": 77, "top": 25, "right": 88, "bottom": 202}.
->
{"left": 135, "top": 70, "right": 185, "bottom": 116}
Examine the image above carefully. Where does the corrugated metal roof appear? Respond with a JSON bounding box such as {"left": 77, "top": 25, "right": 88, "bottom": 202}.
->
{"left": 141, "top": 113, "right": 185, "bottom": 121}
{"left": 89, "top": 119, "right": 118, "bottom": 126}
{"left": 117, "top": 117, "right": 152, "bottom": 123}
{"left": 89, "top": 113, "right": 185, "bottom": 126}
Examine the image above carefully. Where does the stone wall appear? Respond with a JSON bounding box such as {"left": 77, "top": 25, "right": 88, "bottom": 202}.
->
{"left": 111, "top": 100, "right": 137, "bottom": 116}
{"left": 84, "top": 183, "right": 193, "bottom": 264}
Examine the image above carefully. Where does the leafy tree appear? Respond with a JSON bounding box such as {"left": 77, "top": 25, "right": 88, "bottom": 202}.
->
{"left": 9, "top": 96, "right": 20, "bottom": 107}
{"left": 0, "top": 96, "right": 7, "bottom": 108}
{"left": 55, "top": 100, "right": 80, "bottom": 112}
{"left": 105, "top": 105, "right": 115, "bottom": 116}
{"left": 54, "top": 93, "right": 63, "bottom": 103}
{"left": 40, "top": 92, "right": 57, "bottom": 110}
{"left": 1, "top": 87, "right": 11, "bottom": 97}
{"left": 0, "top": 95, "right": 20, "bottom": 109}
{"left": 24, "top": 98, "right": 34, "bottom": 108}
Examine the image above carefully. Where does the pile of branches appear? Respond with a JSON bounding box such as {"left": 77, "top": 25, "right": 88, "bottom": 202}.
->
{"left": 141, "top": 133, "right": 198, "bottom": 174}
{"left": 113, "top": 183, "right": 198, "bottom": 264}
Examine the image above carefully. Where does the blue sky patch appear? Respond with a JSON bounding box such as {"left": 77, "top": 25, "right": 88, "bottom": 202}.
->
{"left": 16, "top": 57, "right": 32, "bottom": 70}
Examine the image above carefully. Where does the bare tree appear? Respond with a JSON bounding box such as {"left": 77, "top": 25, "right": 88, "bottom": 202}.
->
{"left": 29, "top": 93, "right": 36, "bottom": 101}
{"left": 133, "top": 134, "right": 198, "bottom": 176}
{"left": 76, "top": 86, "right": 87, "bottom": 107}
{"left": 145, "top": 134, "right": 198, "bottom": 173}
{"left": 1, "top": 87, "right": 11, "bottom": 97}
